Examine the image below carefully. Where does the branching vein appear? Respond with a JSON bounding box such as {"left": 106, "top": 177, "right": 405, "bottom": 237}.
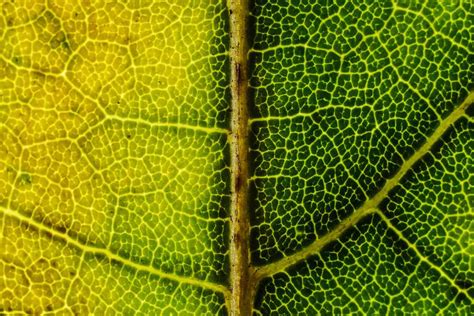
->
{"left": 254, "top": 90, "right": 474, "bottom": 280}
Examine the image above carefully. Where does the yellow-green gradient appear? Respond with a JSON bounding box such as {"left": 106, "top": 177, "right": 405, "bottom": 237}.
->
{"left": 0, "top": 0, "right": 230, "bottom": 314}
{"left": 1, "top": 0, "right": 473, "bottom": 314}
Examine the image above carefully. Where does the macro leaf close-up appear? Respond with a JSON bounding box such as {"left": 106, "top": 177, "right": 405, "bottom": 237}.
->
{"left": 0, "top": 0, "right": 473, "bottom": 315}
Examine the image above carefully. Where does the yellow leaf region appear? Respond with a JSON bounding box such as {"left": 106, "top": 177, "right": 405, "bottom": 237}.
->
{"left": 1, "top": 0, "right": 231, "bottom": 314}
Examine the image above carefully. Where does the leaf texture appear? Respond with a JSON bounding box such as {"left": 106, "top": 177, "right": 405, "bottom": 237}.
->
{"left": 0, "top": 0, "right": 473, "bottom": 315}
{"left": 249, "top": 0, "right": 473, "bottom": 314}
{"left": 1, "top": 0, "right": 230, "bottom": 314}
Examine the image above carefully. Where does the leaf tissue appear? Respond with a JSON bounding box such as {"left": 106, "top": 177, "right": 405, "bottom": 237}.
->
{"left": 0, "top": 0, "right": 472, "bottom": 315}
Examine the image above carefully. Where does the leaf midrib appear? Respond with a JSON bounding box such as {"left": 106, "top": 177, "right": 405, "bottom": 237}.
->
{"left": 1, "top": 2, "right": 473, "bottom": 314}
{"left": 228, "top": 0, "right": 252, "bottom": 314}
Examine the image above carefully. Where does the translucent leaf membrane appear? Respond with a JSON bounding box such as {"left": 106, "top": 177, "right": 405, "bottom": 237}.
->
{"left": 254, "top": 214, "right": 473, "bottom": 315}
{"left": 248, "top": 0, "right": 473, "bottom": 265}
{"left": 1, "top": 0, "right": 473, "bottom": 314}
{"left": 0, "top": 0, "right": 230, "bottom": 314}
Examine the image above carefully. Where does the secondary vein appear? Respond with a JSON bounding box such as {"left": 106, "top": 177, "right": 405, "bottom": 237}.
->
{"left": 0, "top": 206, "right": 230, "bottom": 297}
{"left": 254, "top": 90, "right": 474, "bottom": 280}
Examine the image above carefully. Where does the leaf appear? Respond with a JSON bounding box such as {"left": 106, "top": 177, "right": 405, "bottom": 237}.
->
{"left": 1, "top": 1, "right": 229, "bottom": 314}
{"left": 0, "top": 0, "right": 473, "bottom": 315}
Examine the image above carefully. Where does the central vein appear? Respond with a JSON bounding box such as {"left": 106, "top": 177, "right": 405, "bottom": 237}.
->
{"left": 228, "top": 0, "right": 251, "bottom": 315}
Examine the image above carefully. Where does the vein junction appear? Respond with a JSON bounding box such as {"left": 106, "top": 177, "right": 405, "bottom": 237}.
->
{"left": 253, "top": 90, "right": 474, "bottom": 280}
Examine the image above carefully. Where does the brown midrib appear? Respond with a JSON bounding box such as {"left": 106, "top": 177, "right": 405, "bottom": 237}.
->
{"left": 228, "top": 0, "right": 251, "bottom": 315}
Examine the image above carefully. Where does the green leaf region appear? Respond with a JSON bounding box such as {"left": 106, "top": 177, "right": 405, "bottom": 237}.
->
{"left": 0, "top": 0, "right": 473, "bottom": 315}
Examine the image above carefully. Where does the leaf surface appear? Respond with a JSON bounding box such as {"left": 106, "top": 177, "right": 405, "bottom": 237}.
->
{"left": 1, "top": 0, "right": 230, "bottom": 314}
{"left": 0, "top": 0, "right": 473, "bottom": 315}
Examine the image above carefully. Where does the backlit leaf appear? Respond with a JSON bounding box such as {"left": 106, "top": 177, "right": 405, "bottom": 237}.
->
{"left": 1, "top": 0, "right": 472, "bottom": 314}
